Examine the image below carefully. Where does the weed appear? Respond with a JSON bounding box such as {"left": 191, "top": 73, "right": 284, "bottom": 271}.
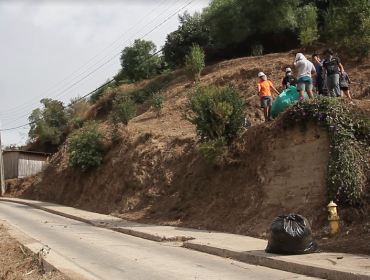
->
{"left": 185, "top": 44, "right": 205, "bottom": 82}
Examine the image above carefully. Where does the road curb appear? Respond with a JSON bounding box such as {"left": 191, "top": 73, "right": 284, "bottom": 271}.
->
{"left": 184, "top": 242, "right": 370, "bottom": 280}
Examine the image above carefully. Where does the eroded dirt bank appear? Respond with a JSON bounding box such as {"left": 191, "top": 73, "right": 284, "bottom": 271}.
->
{"left": 6, "top": 49, "right": 370, "bottom": 255}
{"left": 8, "top": 123, "right": 344, "bottom": 245}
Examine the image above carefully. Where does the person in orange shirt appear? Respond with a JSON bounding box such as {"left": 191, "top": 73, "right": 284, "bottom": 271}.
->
{"left": 257, "top": 72, "right": 280, "bottom": 122}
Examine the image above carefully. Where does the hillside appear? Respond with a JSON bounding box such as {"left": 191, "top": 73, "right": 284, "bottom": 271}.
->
{"left": 5, "top": 47, "right": 370, "bottom": 255}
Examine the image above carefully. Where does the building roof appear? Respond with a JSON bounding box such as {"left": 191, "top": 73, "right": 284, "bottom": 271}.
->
{"left": 2, "top": 150, "right": 52, "bottom": 156}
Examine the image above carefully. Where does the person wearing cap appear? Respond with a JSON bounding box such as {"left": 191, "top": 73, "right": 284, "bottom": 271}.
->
{"left": 312, "top": 52, "right": 329, "bottom": 96}
{"left": 322, "top": 48, "right": 344, "bottom": 97}
{"left": 293, "top": 53, "right": 316, "bottom": 99}
{"left": 257, "top": 72, "right": 280, "bottom": 122}
{"left": 281, "top": 67, "right": 297, "bottom": 89}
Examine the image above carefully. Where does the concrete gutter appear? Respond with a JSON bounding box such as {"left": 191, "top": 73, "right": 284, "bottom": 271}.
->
{"left": 1, "top": 197, "right": 369, "bottom": 280}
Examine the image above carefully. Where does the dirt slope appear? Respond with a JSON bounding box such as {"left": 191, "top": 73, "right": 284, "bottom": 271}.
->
{"left": 6, "top": 47, "right": 370, "bottom": 255}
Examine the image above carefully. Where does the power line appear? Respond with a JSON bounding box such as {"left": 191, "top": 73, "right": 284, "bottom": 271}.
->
{"left": 1, "top": 0, "right": 243, "bottom": 133}
{"left": 1, "top": 0, "right": 194, "bottom": 124}
{"left": 0, "top": 0, "right": 170, "bottom": 115}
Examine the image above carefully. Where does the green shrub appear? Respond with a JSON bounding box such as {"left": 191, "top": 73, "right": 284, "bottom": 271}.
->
{"left": 70, "top": 117, "right": 85, "bottom": 130}
{"left": 152, "top": 93, "right": 164, "bottom": 111}
{"left": 198, "top": 138, "right": 227, "bottom": 164}
{"left": 185, "top": 44, "right": 205, "bottom": 82}
{"left": 279, "top": 96, "right": 370, "bottom": 204}
{"left": 68, "top": 121, "right": 106, "bottom": 172}
{"left": 183, "top": 85, "right": 246, "bottom": 142}
{"left": 112, "top": 95, "right": 137, "bottom": 126}
{"left": 251, "top": 43, "right": 264, "bottom": 56}
{"left": 325, "top": 0, "right": 370, "bottom": 57}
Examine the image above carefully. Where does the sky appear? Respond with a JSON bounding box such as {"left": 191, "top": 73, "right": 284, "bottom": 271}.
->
{"left": 0, "top": 0, "right": 210, "bottom": 146}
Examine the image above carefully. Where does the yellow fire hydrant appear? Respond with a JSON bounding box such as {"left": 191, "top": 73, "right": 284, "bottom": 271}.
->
{"left": 327, "top": 201, "right": 340, "bottom": 234}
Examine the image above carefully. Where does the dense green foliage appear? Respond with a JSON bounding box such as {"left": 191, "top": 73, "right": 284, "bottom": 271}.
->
{"left": 120, "top": 39, "right": 162, "bottom": 82}
{"left": 68, "top": 121, "right": 106, "bottom": 172}
{"left": 163, "top": 12, "right": 212, "bottom": 67}
{"left": 184, "top": 85, "right": 246, "bottom": 142}
{"left": 296, "top": 3, "right": 319, "bottom": 45}
{"left": 325, "top": 0, "right": 370, "bottom": 57}
{"left": 280, "top": 97, "right": 370, "bottom": 204}
{"left": 185, "top": 44, "right": 205, "bottom": 82}
{"left": 203, "top": 0, "right": 311, "bottom": 43}
{"left": 28, "top": 98, "right": 67, "bottom": 145}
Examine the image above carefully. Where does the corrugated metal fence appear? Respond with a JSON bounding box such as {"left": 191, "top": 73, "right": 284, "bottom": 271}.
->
{"left": 3, "top": 151, "right": 49, "bottom": 179}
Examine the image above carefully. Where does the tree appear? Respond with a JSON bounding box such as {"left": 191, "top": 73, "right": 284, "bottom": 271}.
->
{"left": 28, "top": 98, "right": 67, "bottom": 145}
{"left": 296, "top": 3, "right": 319, "bottom": 46}
{"left": 325, "top": 0, "right": 370, "bottom": 57}
{"left": 163, "top": 12, "right": 212, "bottom": 67}
{"left": 203, "top": 0, "right": 318, "bottom": 46}
{"left": 119, "top": 39, "right": 162, "bottom": 82}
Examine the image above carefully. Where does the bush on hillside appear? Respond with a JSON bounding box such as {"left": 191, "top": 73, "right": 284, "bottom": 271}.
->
{"left": 185, "top": 44, "right": 205, "bottom": 82}
{"left": 68, "top": 121, "right": 106, "bottom": 172}
{"left": 111, "top": 94, "right": 137, "bottom": 126}
{"left": 70, "top": 117, "right": 85, "bottom": 130}
{"left": 152, "top": 92, "right": 164, "bottom": 112}
{"left": 183, "top": 85, "right": 246, "bottom": 142}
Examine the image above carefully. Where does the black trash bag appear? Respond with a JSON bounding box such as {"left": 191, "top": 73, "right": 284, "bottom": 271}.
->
{"left": 265, "top": 213, "right": 320, "bottom": 254}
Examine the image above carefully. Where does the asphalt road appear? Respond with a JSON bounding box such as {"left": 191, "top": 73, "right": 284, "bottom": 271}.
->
{"left": 0, "top": 201, "right": 318, "bottom": 280}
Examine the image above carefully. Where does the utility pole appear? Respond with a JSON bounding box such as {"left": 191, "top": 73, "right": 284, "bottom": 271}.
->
{"left": 0, "top": 122, "right": 5, "bottom": 196}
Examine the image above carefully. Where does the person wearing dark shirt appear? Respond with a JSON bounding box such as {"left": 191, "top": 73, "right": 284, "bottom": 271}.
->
{"left": 281, "top": 67, "right": 297, "bottom": 89}
{"left": 312, "top": 52, "right": 329, "bottom": 96}
{"left": 339, "top": 71, "right": 352, "bottom": 99}
{"left": 322, "top": 48, "right": 344, "bottom": 97}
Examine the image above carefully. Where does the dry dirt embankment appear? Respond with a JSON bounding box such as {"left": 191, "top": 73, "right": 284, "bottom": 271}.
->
{"left": 6, "top": 48, "right": 370, "bottom": 255}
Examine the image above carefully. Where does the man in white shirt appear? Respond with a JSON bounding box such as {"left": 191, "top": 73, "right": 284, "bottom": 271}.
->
{"left": 293, "top": 53, "right": 316, "bottom": 99}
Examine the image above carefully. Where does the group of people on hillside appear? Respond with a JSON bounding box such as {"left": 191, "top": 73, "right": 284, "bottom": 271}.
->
{"left": 257, "top": 48, "right": 352, "bottom": 122}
